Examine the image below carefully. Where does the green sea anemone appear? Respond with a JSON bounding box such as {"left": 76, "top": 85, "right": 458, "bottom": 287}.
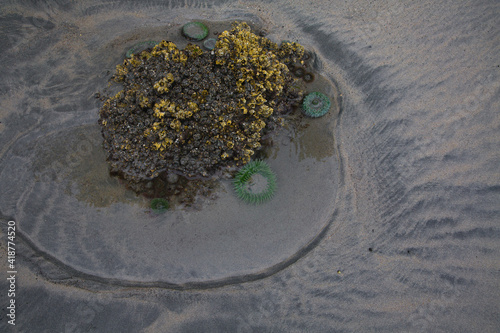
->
{"left": 126, "top": 41, "right": 159, "bottom": 58}
{"left": 302, "top": 92, "right": 331, "bottom": 118}
{"left": 182, "top": 22, "right": 209, "bottom": 41}
{"left": 151, "top": 198, "right": 169, "bottom": 213}
{"left": 233, "top": 160, "right": 277, "bottom": 204}
{"left": 203, "top": 38, "right": 217, "bottom": 50}
{"left": 293, "top": 66, "right": 305, "bottom": 78}
{"left": 303, "top": 72, "right": 315, "bottom": 83}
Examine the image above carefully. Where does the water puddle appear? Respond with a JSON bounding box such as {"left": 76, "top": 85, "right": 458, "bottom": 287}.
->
{"left": 0, "top": 18, "right": 341, "bottom": 286}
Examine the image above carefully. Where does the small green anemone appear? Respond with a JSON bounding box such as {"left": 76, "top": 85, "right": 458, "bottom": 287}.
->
{"left": 303, "top": 72, "right": 315, "bottom": 83}
{"left": 302, "top": 92, "right": 331, "bottom": 118}
{"left": 233, "top": 160, "right": 277, "bottom": 204}
{"left": 203, "top": 38, "right": 217, "bottom": 50}
{"left": 151, "top": 198, "right": 169, "bottom": 213}
{"left": 126, "top": 41, "right": 159, "bottom": 58}
{"left": 182, "top": 22, "right": 209, "bottom": 41}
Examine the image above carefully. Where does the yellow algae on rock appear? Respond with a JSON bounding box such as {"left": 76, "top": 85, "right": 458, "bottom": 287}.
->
{"left": 99, "top": 22, "right": 306, "bottom": 183}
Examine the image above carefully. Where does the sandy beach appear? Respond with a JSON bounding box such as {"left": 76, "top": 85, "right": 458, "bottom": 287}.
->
{"left": 0, "top": 0, "right": 499, "bottom": 331}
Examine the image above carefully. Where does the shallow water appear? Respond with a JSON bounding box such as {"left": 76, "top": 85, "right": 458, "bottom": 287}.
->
{"left": 0, "top": 0, "right": 499, "bottom": 332}
{"left": 0, "top": 14, "right": 341, "bottom": 286}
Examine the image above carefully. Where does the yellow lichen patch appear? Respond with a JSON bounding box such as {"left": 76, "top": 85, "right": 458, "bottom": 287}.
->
{"left": 154, "top": 74, "right": 175, "bottom": 94}
{"left": 153, "top": 109, "right": 165, "bottom": 119}
{"left": 140, "top": 50, "right": 153, "bottom": 60}
{"left": 139, "top": 95, "right": 150, "bottom": 108}
{"left": 187, "top": 101, "right": 199, "bottom": 113}
{"left": 258, "top": 105, "right": 273, "bottom": 117}
{"left": 170, "top": 119, "right": 181, "bottom": 131}
{"left": 254, "top": 94, "right": 267, "bottom": 105}
{"left": 212, "top": 22, "right": 295, "bottom": 133}
{"left": 154, "top": 99, "right": 177, "bottom": 116}
{"left": 153, "top": 101, "right": 167, "bottom": 118}
{"left": 155, "top": 41, "right": 178, "bottom": 53}
{"left": 113, "top": 64, "right": 128, "bottom": 82}
{"left": 155, "top": 137, "right": 173, "bottom": 151}
{"left": 128, "top": 57, "right": 142, "bottom": 67}
{"left": 179, "top": 52, "right": 188, "bottom": 64}
{"left": 185, "top": 43, "right": 203, "bottom": 58}
{"left": 173, "top": 109, "right": 193, "bottom": 119}
{"left": 278, "top": 41, "right": 305, "bottom": 64}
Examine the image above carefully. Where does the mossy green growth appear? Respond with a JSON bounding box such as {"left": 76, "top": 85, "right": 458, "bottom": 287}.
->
{"left": 151, "top": 198, "right": 169, "bottom": 213}
{"left": 302, "top": 92, "right": 330, "bottom": 117}
{"left": 233, "top": 160, "right": 277, "bottom": 204}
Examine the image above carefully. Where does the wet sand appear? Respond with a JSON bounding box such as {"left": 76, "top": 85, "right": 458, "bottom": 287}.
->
{"left": 1, "top": 0, "right": 499, "bottom": 332}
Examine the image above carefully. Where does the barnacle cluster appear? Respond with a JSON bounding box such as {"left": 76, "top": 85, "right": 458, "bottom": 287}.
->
{"left": 99, "top": 22, "right": 305, "bottom": 187}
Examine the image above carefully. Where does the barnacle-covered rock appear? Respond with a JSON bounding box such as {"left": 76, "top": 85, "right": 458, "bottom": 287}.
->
{"left": 98, "top": 22, "right": 306, "bottom": 187}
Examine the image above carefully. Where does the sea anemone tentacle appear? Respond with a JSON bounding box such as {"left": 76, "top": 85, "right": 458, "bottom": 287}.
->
{"left": 182, "top": 22, "right": 209, "bottom": 41}
{"left": 233, "top": 160, "right": 277, "bottom": 204}
{"left": 302, "top": 92, "right": 330, "bottom": 118}
{"left": 151, "top": 198, "right": 170, "bottom": 213}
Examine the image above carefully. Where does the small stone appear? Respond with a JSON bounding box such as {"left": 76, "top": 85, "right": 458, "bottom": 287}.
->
{"left": 167, "top": 173, "right": 179, "bottom": 184}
